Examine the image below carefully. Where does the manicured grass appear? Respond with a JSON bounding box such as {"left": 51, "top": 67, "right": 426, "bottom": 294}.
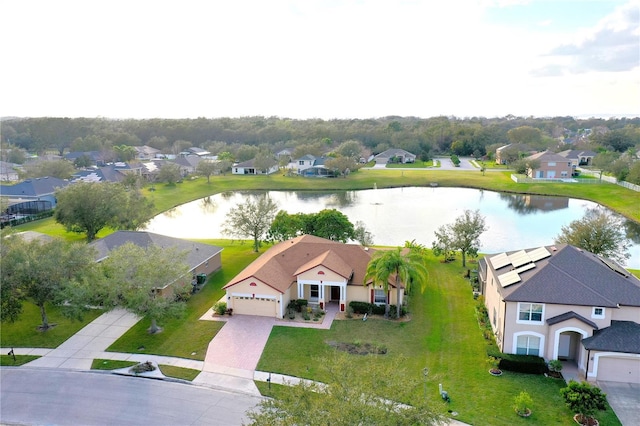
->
{"left": 386, "top": 161, "right": 434, "bottom": 168}
{"left": 91, "top": 359, "right": 137, "bottom": 370}
{"left": 158, "top": 364, "right": 200, "bottom": 381}
{"left": 256, "top": 254, "right": 621, "bottom": 426}
{"left": 106, "top": 240, "right": 261, "bottom": 360}
{"left": 0, "top": 355, "right": 40, "bottom": 366}
{"left": 0, "top": 302, "right": 103, "bottom": 348}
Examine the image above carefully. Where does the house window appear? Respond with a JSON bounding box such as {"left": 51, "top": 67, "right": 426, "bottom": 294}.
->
{"left": 310, "top": 285, "right": 319, "bottom": 299}
{"left": 492, "top": 307, "right": 497, "bottom": 327}
{"left": 518, "top": 303, "right": 544, "bottom": 323}
{"left": 516, "top": 335, "right": 540, "bottom": 356}
{"left": 298, "top": 160, "right": 304, "bottom": 165}
{"left": 592, "top": 307, "right": 605, "bottom": 319}
{"left": 548, "top": 162, "right": 556, "bottom": 166}
{"left": 561, "top": 171, "right": 568, "bottom": 177}
{"left": 374, "top": 289, "right": 386, "bottom": 305}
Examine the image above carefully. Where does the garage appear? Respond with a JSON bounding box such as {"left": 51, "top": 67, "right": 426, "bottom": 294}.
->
{"left": 231, "top": 295, "right": 277, "bottom": 317}
{"left": 596, "top": 356, "right": 640, "bottom": 384}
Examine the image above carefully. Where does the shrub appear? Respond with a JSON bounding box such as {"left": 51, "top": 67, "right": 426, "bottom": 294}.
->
{"left": 296, "top": 299, "right": 308, "bottom": 312}
{"left": 548, "top": 359, "right": 563, "bottom": 373}
{"left": 213, "top": 302, "right": 227, "bottom": 316}
{"left": 513, "top": 391, "right": 533, "bottom": 415}
{"left": 345, "top": 306, "right": 354, "bottom": 319}
{"left": 302, "top": 312, "right": 310, "bottom": 321}
{"left": 349, "top": 301, "right": 372, "bottom": 314}
{"left": 498, "top": 353, "right": 547, "bottom": 374}
{"left": 560, "top": 381, "right": 607, "bottom": 424}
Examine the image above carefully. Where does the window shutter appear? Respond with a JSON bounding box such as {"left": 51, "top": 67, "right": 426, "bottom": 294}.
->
{"left": 371, "top": 289, "right": 374, "bottom": 303}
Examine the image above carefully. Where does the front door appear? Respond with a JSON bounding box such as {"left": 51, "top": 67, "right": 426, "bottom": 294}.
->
{"left": 558, "top": 334, "right": 571, "bottom": 359}
{"left": 331, "top": 286, "right": 340, "bottom": 301}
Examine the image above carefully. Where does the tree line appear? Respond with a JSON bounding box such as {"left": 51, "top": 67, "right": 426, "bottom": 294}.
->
{"left": 3, "top": 115, "right": 639, "bottom": 161}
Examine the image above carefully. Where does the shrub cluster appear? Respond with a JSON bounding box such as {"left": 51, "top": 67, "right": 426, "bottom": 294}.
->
{"left": 288, "top": 299, "right": 308, "bottom": 312}
{"left": 348, "top": 301, "right": 405, "bottom": 317}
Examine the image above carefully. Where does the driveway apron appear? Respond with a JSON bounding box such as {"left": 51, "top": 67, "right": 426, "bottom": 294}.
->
{"left": 597, "top": 381, "right": 640, "bottom": 426}
{"left": 202, "top": 315, "right": 276, "bottom": 373}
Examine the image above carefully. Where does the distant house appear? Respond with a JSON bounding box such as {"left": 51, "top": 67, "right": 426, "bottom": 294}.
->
{"left": 276, "top": 148, "right": 293, "bottom": 162}
{"left": 64, "top": 151, "right": 107, "bottom": 166}
{"left": 134, "top": 145, "right": 162, "bottom": 160}
{"left": 0, "top": 161, "right": 20, "bottom": 181}
{"left": 373, "top": 149, "right": 416, "bottom": 165}
{"left": 72, "top": 162, "right": 142, "bottom": 183}
{"left": 89, "top": 231, "right": 223, "bottom": 294}
{"left": 495, "top": 144, "right": 536, "bottom": 165}
{"left": 0, "top": 176, "right": 69, "bottom": 212}
{"left": 524, "top": 151, "right": 573, "bottom": 179}
{"left": 232, "top": 159, "right": 279, "bottom": 175}
{"left": 556, "top": 149, "right": 597, "bottom": 173}
{"left": 223, "top": 235, "right": 403, "bottom": 318}
{"left": 171, "top": 154, "right": 202, "bottom": 176}
{"left": 187, "top": 147, "right": 211, "bottom": 157}
{"left": 479, "top": 244, "right": 640, "bottom": 384}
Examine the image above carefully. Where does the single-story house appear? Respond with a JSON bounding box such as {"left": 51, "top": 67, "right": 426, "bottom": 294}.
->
{"left": 524, "top": 151, "right": 573, "bottom": 179}
{"left": 479, "top": 244, "right": 640, "bottom": 384}
{"left": 373, "top": 149, "right": 416, "bottom": 164}
{"left": 495, "top": 144, "right": 536, "bottom": 165}
{"left": 171, "top": 154, "right": 202, "bottom": 176}
{"left": 232, "top": 159, "right": 279, "bottom": 175}
{"left": 134, "top": 145, "right": 162, "bottom": 160}
{"left": 187, "top": 147, "right": 211, "bottom": 157}
{"left": 223, "top": 235, "right": 403, "bottom": 318}
{"left": 0, "top": 176, "right": 69, "bottom": 211}
{"left": 90, "top": 231, "right": 223, "bottom": 293}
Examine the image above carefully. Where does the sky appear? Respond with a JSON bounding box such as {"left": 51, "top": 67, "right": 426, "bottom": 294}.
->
{"left": 1, "top": 0, "right": 638, "bottom": 120}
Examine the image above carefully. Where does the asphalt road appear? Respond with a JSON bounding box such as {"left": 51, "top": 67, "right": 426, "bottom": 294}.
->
{"left": 0, "top": 368, "right": 263, "bottom": 426}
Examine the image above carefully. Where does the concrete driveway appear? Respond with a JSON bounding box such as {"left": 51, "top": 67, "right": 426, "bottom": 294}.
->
{"left": 597, "top": 381, "right": 639, "bottom": 426}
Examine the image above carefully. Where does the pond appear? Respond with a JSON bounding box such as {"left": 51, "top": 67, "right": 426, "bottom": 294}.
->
{"left": 143, "top": 187, "right": 640, "bottom": 269}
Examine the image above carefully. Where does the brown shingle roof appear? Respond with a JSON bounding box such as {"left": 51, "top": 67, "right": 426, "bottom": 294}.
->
{"left": 224, "top": 235, "right": 376, "bottom": 294}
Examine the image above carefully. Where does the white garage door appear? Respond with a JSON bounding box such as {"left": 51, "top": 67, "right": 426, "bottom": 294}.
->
{"left": 232, "top": 296, "right": 276, "bottom": 317}
{"left": 598, "top": 357, "right": 640, "bottom": 384}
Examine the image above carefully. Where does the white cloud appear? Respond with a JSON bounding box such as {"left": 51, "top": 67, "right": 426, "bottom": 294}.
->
{"left": 534, "top": 0, "right": 640, "bottom": 75}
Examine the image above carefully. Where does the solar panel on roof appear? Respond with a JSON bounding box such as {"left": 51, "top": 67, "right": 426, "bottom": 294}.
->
{"left": 599, "top": 257, "right": 630, "bottom": 278}
{"left": 498, "top": 270, "right": 521, "bottom": 287}
{"left": 490, "top": 253, "right": 511, "bottom": 270}
{"left": 515, "top": 262, "right": 536, "bottom": 274}
{"left": 509, "top": 250, "right": 531, "bottom": 268}
{"left": 528, "top": 247, "right": 551, "bottom": 262}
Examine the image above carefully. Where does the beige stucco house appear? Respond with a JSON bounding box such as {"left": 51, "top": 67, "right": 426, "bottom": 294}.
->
{"left": 524, "top": 151, "right": 573, "bottom": 179}
{"left": 479, "top": 244, "right": 640, "bottom": 384}
{"left": 223, "top": 235, "right": 402, "bottom": 318}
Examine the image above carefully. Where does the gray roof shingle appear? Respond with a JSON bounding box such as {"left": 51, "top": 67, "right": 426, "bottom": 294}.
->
{"left": 89, "top": 231, "right": 222, "bottom": 271}
{"left": 489, "top": 244, "right": 640, "bottom": 307}
{"left": 581, "top": 321, "right": 640, "bottom": 354}
{"left": 546, "top": 311, "right": 598, "bottom": 330}
{"left": 0, "top": 176, "right": 69, "bottom": 197}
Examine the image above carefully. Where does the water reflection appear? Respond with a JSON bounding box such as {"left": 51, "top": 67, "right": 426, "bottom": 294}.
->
{"left": 143, "top": 187, "right": 640, "bottom": 268}
{"left": 499, "top": 193, "right": 569, "bottom": 215}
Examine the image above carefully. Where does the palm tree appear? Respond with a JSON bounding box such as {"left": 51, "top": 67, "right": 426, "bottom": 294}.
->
{"left": 364, "top": 247, "right": 428, "bottom": 319}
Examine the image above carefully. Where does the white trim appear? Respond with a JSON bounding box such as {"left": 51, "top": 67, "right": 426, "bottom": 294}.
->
{"left": 512, "top": 331, "right": 545, "bottom": 356}
{"left": 552, "top": 327, "right": 589, "bottom": 369}
{"left": 231, "top": 292, "right": 276, "bottom": 300}
{"left": 591, "top": 307, "right": 605, "bottom": 319}
{"left": 588, "top": 352, "right": 640, "bottom": 380}
{"left": 516, "top": 302, "right": 545, "bottom": 325}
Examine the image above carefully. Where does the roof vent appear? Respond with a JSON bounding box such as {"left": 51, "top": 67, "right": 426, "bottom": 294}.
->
{"left": 550, "top": 246, "right": 557, "bottom": 251}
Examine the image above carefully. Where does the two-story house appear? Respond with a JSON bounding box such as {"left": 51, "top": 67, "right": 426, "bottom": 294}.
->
{"left": 524, "top": 151, "right": 573, "bottom": 179}
{"left": 479, "top": 244, "right": 640, "bottom": 384}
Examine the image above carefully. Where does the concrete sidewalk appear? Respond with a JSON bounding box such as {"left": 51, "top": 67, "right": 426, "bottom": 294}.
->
{"left": 15, "top": 309, "right": 140, "bottom": 370}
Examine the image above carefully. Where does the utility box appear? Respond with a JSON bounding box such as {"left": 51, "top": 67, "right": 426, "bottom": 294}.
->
{"left": 196, "top": 273, "right": 207, "bottom": 285}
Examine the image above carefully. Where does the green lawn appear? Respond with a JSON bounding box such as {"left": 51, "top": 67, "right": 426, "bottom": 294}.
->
{"left": 0, "top": 355, "right": 40, "bottom": 366}
{"left": 106, "top": 240, "right": 260, "bottom": 360}
{"left": 386, "top": 161, "right": 434, "bottom": 168}
{"left": 0, "top": 302, "right": 103, "bottom": 348}
{"left": 256, "top": 254, "right": 621, "bottom": 426}
{"left": 91, "top": 359, "right": 137, "bottom": 370}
